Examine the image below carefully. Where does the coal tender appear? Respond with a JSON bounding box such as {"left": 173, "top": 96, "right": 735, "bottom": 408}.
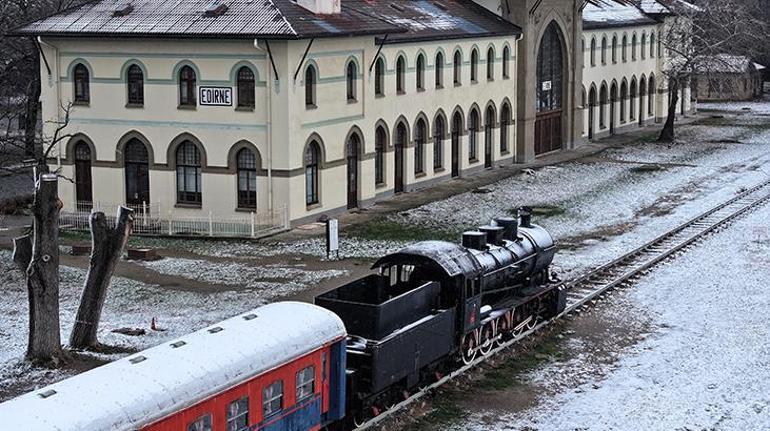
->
{"left": 315, "top": 208, "right": 564, "bottom": 423}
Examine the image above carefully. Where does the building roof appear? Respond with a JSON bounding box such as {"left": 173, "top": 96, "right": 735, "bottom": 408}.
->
{"left": 14, "top": 0, "right": 521, "bottom": 41}
{"left": 583, "top": 0, "right": 657, "bottom": 30}
{"left": 0, "top": 302, "right": 346, "bottom": 431}
{"left": 697, "top": 54, "right": 760, "bottom": 74}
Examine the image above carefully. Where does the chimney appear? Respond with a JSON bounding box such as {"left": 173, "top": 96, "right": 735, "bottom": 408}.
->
{"left": 494, "top": 217, "right": 518, "bottom": 240}
{"left": 462, "top": 231, "right": 488, "bottom": 251}
{"left": 479, "top": 225, "right": 505, "bottom": 246}
{"left": 519, "top": 207, "right": 532, "bottom": 228}
{"left": 297, "top": 0, "right": 341, "bottom": 14}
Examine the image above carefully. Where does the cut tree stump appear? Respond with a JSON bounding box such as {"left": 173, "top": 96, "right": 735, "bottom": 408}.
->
{"left": 126, "top": 248, "right": 159, "bottom": 261}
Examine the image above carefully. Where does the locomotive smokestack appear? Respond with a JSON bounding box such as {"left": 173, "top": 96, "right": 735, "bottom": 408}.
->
{"left": 519, "top": 207, "right": 532, "bottom": 228}
{"left": 493, "top": 217, "right": 518, "bottom": 241}
{"left": 462, "top": 231, "right": 488, "bottom": 250}
{"left": 479, "top": 225, "right": 505, "bottom": 246}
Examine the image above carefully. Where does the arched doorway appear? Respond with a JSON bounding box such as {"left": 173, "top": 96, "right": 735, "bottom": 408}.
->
{"left": 124, "top": 138, "right": 150, "bottom": 206}
{"left": 639, "top": 77, "right": 647, "bottom": 126}
{"left": 394, "top": 123, "right": 406, "bottom": 193}
{"left": 535, "top": 21, "right": 565, "bottom": 155}
{"left": 610, "top": 83, "right": 618, "bottom": 135}
{"left": 346, "top": 133, "right": 360, "bottom": 209}
{"left": 74, "top": 141, "right": 93, "bottom": 207}
{"left": 451, "top": 113, "right": 462, "bottom": 177}
{"left": 588, "top": 86, "right": 596, "bottom": 140}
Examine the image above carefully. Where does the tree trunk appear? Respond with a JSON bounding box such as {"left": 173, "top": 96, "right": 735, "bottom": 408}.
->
{"left": 12, "top": 171, "right": 63, "bottom": 365}
{"left": 658, "top": 80, "right": 680, "bottom": 142}
{"left": 24, "top": 49, "right": 42, "bottom": 160}
{"left": 69, "top": 207, "right": 134, "bottom": 349}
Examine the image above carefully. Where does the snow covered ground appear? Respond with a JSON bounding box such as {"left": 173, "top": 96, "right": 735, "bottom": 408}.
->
{"left": 450, "top": 200, "right": 770, "bottom": 431}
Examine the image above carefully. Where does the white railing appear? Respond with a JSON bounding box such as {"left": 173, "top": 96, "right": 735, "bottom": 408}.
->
{"left": 60, "top": 202, "right": 290, "bottom": 239}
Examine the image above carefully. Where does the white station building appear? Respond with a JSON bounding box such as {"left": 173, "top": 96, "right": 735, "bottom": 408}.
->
{"left": 18, "top": 0, "right": 694, "bottom": 231}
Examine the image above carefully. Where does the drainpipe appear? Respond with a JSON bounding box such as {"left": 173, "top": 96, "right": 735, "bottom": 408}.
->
{"left": 38, "top": 37, "right": 61, "bottom": 167}
{"left": 513, "top": 32, "right": 523, "bottom": 163}
{"left": 255, "top": 39, "right": 274, "bottom": 212}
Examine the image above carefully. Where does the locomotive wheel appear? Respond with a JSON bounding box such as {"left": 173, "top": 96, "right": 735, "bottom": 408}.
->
{"left": 479, "top": 324, "right": 495, "bottom": 356}
{"left": 461, "top": 335, "right": 477, "bottom": 365}
{"left": 526, "top": 313, "right": 538, "bottom": 330}
{"left": 496, "top": 319, "right": 510, "bottom": 347}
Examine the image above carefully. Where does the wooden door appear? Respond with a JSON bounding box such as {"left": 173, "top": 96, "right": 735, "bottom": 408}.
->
{"left": 394, "top": 139, "right": 404, "bottom": 193}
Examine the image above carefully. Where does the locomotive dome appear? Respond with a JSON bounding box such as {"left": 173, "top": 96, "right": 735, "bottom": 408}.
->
{"left": 0, "top": 302, "right": 346, "bottom": 431}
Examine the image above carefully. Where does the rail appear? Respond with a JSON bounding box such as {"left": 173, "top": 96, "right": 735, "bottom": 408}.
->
{"left": 357, "top": 178, "right": 770, "bottom": 430}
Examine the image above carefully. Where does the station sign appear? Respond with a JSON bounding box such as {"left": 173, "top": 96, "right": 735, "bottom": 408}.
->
{"left": 199, "top": 87, "right": 233, "bottom": 106}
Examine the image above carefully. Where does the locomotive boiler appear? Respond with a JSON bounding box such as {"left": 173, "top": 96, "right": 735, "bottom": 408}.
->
{"left": 315, "top": 209, "right": 565, "bottom": 423}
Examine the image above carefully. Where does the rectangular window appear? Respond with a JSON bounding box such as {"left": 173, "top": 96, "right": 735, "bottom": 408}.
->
{"left": 296, "top": 366, "right": 315, "bottom": 402}
{"left": 263, "top": 380, "right": 283, "bottom": 418}
{"left": 226, "top": 397, "right": 249, "bottom": 431}
{"left": 188, "top": 414, "right": 212, "bottom": 431}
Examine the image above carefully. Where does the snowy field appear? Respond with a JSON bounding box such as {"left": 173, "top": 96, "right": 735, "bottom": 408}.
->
{"left": 450, "top": 200, "right": 770, "bottom": 431}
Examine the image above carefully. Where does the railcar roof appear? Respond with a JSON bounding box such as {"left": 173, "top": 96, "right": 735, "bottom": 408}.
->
{"left": 14, "top": 0, "right": 521, "bottom": 42}
{"left": 0, "top": 302, "right": 346, "bottom": 431}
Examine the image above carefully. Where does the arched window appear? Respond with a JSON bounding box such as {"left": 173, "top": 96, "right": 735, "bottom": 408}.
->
{"left": 453, "top": 51, "right": 462, "bottom": 85}
{"left": 127, "top": 64, "right": 144, "bottom": 106}
{"left": 469, "top": 109, "right": 479, "bottom": 161}
{"left": 599, "top": 84, "right": 608, "bottom": 129}
{"left": 74, "top": 141, "right": 92, "bottom": 205}
{"left": 502, "top": 46, "right": 510, "bottom": 78}
{"left": 650, "top": 33, "right": 656, "bottom": 58}
{"left": 179, "top": 65, "right": 196, "bottom": 107}
{"left": 375, "top": 57, "right": 385, "bottom": 96}
{"left": 416, "top": 54, "right": 425, "bottom": 90}
{"left": 451, "top": 112, "right": 462, "bottom": 177}
{"left": 346, "top": 60, "right": 357, "bottom": 101}
{"left": 124, "top": 139, "right": 150, "bottom": 205}
{"left": 484, "top": 106, "right": 494, "bottom": 168}
{"left": 500, "top": 104, "right": 510, "bottom": 153}
{"left": 237, "top": 66, "right": 255, "bottom": 109}
{"left": 470, "top": 49, "right": 478, "bottom": 82}
{"left": 305, "top": 142, "right": 320, "bottom": 205}
{"left": 620, "top": 81, "right": 628, "bottom": 122}
{"left": 486, "top": 48, "right": 494, "bottom": 80}
{"left": 435, "top": 52, "right": 444, "bottom": 88}
{"left": 601, "top": 36, "right": 608, "bottom": 65}
{"left": 305, "top": 65, "right": 316, "bottom": 107}
{"left": 631, "top": 34, "right": 637, "bottom": 61}
{"left": 415, "top": 119, "right": 426, "bottom": 174}
{"left": 641, "top": 34, "right": 647, "bottom": 59}
{"left": 396, "top": 56, "right": 406, "bottom": 94}
{"left": 73, "top": 64, "right": 90, "bottom": 103}
{"left": 237, "top": 148, "right": 257, "bottom": 209}
{"left": 611, "top": 35, "right": 618, "bottom": 63}
{"left": 590, "top": 37, "right": 596, "bottom": 66}
{"left": 630, "top": 79, "right": 637, "bottom": 120}
{"left": 176, "top": 142, "right": 202, "bottom": 205}
{"left": 648, "top": 77, "right": 656, "bottom": 115}
{"left": 375, "top": 127, "right": 386, "bottom": 185}
{"left": 433, "top": 116, "right": 444, "bottom": 169}
{"left": 622, "top": 35, "right": 628, "bottom": 62}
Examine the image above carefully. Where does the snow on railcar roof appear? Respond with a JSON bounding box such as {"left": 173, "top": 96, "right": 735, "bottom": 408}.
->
{"left": 0, "top": 301, "right": 346, "bottom": 431}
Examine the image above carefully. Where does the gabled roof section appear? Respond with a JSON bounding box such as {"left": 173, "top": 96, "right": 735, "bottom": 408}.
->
{"left": 14, "top": 0, "right": 402, "bottom": 39}
{"left": 14, "top": 0, "right": 520, "bottom": 41}
{"left": 583, "top": 0, "right": 657, "bottom": 30}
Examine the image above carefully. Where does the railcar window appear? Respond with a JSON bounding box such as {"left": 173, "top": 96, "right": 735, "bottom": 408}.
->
{"left": 226, "top": 397, "right": 249, "bottom": 431}
{"left": 187, "top": 414, "right": 212, "bottom": 431}
{"left": 400, "top": 265, "right": 415, "bottom": 282}
{"left": 296, "top": 366, "right": 316, "bottom": 401}
{"left": 466, "top": 280, "right": 474, "bottom": 298}
{"left": 263, "top": 381, "right": 283, "bottom": 418}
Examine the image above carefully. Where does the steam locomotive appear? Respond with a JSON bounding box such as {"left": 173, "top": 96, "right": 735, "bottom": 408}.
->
{"left": 0, "top": 210, "right": 562, "bottom": 431}
{"left": 316, "top": 209, "right": 565, "bottom": 424}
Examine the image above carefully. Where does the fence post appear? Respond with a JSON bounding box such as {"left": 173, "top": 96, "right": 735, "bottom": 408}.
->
{"left": 208, "top": 211, "right": 213, "bottom": 237}
{"left": 142, "top": 201, "right": 148, "bottom": 228}
{"left": 251, "top": 212, "right": 256, "bottom": 238}
{"left": 168, "top": 209, "right": 173, "bottom": 236}
{"left": 284, "top": 205, "right": 290, "bottom": 229}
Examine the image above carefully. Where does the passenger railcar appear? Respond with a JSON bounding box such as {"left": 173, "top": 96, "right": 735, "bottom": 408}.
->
{"left": 0, "top": 302, "right": 347, "bottom": 431}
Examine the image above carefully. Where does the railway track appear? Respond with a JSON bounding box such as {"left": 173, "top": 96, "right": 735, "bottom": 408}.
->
{"left": 357, "top": 178, "right": 770, "bottom": 430}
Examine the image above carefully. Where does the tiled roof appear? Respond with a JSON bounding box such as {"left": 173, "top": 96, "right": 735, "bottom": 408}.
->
{"left": 15, "top": 0, "right": 521, "bottom": 41}
{"left": 583, "top": 0, "right": 657, "bottom": 29}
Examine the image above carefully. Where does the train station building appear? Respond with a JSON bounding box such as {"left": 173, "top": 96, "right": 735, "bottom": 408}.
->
{"left": 18, "top": 0, "right": 693, "bottom": 230}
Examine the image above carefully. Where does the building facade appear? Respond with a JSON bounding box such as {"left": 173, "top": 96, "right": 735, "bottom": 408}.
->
{"left": 694, "top": 55, "right": 765, "bottom": 102}
{"left": 19, "top": 0, "right": 694, "bottom": 228}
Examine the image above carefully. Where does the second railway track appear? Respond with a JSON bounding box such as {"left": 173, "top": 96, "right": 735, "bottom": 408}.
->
{"left": 358, "top": 178, "right": 770, "bottom": 430}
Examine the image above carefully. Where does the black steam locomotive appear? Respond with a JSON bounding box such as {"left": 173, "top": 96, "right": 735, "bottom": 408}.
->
{"left": 316, "top": 209, "right": 565, "bottom": 424}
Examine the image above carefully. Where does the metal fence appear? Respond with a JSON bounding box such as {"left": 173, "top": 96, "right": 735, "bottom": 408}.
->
{"left": 60, "top": 201, "right": 290, "bottom": 239}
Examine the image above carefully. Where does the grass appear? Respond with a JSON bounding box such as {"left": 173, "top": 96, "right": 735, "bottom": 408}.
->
{"left": 347, "top": 217, "right": 459, "bottom": 243}
{"left": 404, "top": 392, "right": 466, "bottom": 430}
{"left": 477, "top": 335, "right": 565, "bottom": 390}
{"left": 509, "top": 205, "right": 566, "bottom": 220}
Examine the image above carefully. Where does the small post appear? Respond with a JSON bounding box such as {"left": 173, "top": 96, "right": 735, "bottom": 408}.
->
{"left": 326, "top": 218, "right": 339, "bottom": 260}
{"left": 168, "top": 210, "right": 173, "bottom": 236}
{"left": 142, "top": 201, "right": 148, "bottom": 228}
{"left": 208, "top": 211, "right": 213, "bottom": 237}
{"left": 250, "top": 212, "right": 256, "bottom": 238}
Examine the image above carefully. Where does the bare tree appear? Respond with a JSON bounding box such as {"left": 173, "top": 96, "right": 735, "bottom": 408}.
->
{"left": 657, "top": 0, "right": 767, "bottom": 141}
